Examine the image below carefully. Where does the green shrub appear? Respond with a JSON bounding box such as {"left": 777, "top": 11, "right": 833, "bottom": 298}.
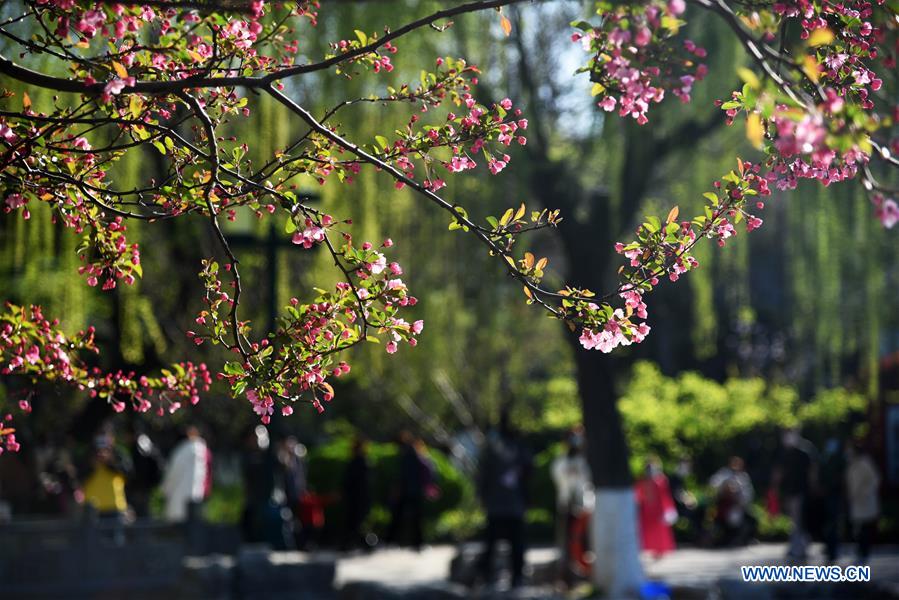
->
{"left": 753, "top": 504, "right": 792, "bottom": 541}
{"left": 619, "top": 361, "right": 867, "bottom": 472}
{"left": 204, "top": 483, "right": 244, "bottom": 524}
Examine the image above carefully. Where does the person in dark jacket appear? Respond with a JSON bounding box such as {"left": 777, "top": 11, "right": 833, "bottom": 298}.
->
{"left": 342, "top": 436, "right": 372, "bottom": 550}
{"left": 778, "top": 428, "right": 817, "bottom": 559}
{"left": 124, "top": 424, "right": 162, "bottom": 518}
{"left": 477, "top": 412, "right": 532, "bottom": 588}
{"left": 817, "top": 438, "right": 846, "bottom": 562}
{"left": 240, "top": 426, "right": 278, "bottom": 544}
{"left": 278, "top": 436, "right": 307, "bottom": 548}
{"left": 385, "top": 431, "right": 426, "bottom": 550}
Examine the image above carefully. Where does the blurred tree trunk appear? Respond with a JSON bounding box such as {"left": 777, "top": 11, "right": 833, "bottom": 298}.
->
{"left": 522, "top": 103, "right": 717, "bottom": 593}
{"left": 523, "top": 126, "right": 650, "bottom": 595}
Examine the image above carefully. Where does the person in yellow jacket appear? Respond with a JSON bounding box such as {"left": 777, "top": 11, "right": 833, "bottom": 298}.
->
{"left": 83, "top": 437, "right": 129, "bottom": 515}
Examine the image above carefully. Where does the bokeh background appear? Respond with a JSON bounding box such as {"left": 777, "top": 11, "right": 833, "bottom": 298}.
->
{"left": 2, "top": 0, "right": 898, "bottom": 558}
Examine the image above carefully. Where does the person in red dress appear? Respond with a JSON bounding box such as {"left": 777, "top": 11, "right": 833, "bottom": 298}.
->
{"left": 635, "top": 458, "right": 677, "bottom": 557}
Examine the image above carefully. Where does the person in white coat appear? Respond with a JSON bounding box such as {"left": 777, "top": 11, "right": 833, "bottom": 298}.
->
{"left": 846, "top": 441, "right": 880, "bottom": 562}
{"left": 550, "top": 427, "right": 594, "bottom": 587}
{"left": 161, "top": 426, "right": 209, "bottom": 522}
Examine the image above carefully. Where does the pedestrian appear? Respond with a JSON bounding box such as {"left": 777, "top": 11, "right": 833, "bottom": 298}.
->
{"left": 635, "top": 457, "right": 677, "bottom": 557}
{"left": 386, "top": 431, "right": 426, "bottom": 550}
{"left": 278, "top": 436, "right": 307, "bottom": 548}
{"left": 669, "top": 457, "right": 701, "bottom": 542}
{"left": 477, "top": 412, "right": 532, "bottom": 588}
{"left": 161, "top": 425, "right": 209, "bottom": 522}
{"left": 550, "top": 426, "right": 593, "bottom": 587}
{"left": 818, "top": 438, "right": 846, "bottom": 562}
{"left": 82, "top": 432, "right": 131, "bottom": 518}
{"left": 342, "top": 436, "right": 372, "bottom": 550}
{"left": 779, "top": 428, "right": 817, "bottom": 560}
{"left": 82, "top": 431, "right": 132, "bottom": 545}
{"left": 709, "top": 456, "right": 755, "bottom": 546}
{"left": 846, "top": 440, "right": 880, "bottom": 562}
{"left": 240, "top": 425, "right": 277, "bottom": 544}
{"left": 124, "top": 424, "right": 163, "bottom": 518}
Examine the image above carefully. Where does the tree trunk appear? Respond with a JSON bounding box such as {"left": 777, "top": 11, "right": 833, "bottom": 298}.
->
{"left": 570, "top": 341, "right": 644, "bottom": 597}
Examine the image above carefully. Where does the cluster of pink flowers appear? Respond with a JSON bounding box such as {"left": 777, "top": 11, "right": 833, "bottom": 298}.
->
{"left": 765, "top": 109, "right": 868, "bottom": 190}
{"left": 90, "top": 362, "right": 211, "bottom": 416}
{"left": 775, "top": 0, "right": 883, "bottom": 105}
{"left": 385, "top": 94, "right": 527, "bottom": 189}
{"left": 2, "top": 305, "right": 90, "bottom": 382}
{"left": 579, "top": 308, "right": 651, "bottom": 353}
{"left": 330, "top": 34, "right": 397, "bottom": 74}
{"left": 574, "top": 0, "right": 708, "bottom": 124}
{"left": 221, "top": 19, "right": 263, "bottom": 51}
{"left": 0, "top": 414, "right": 20, "bottom": 455}
{"left": 291, "top": 214, "right": 332, "bottom": 248}
{"left": 1, "top": 303, "right": 210, "bottom": 419}
{"left": 75, "top": 217, "right": 142, "bottom": 290}
{"left": 588, "top": 159, "right": 772, "bottom": 351}
{"left": 385, "top": 318, "right": 424, "bottom": 354}
{"left": 205, "top": 236, "right": 422, "bottom": 421}
{"left": 3, "top": 193, "right": 29, "bottom": 219}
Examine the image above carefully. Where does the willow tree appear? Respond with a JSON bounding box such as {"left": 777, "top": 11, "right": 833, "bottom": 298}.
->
{"left": 1, "top": 0, "right": 897, "bottom": 596}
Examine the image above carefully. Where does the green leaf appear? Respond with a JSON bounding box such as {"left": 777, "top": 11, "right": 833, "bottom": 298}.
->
{"left": 736, "top": 67, "right": 761, "bottom": 90}
{"left": 661, "top": 15, "right": 684, "bottom": 33}
{"left": 223, "top": 361, "right": 245, "bottom": 376}
{"left": 374, "top": 135, "right": 389, "bottom": 150}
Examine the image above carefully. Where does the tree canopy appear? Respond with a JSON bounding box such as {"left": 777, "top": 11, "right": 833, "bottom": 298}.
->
{"left": 1, "top": 0, "right": 897, "bottom": 453}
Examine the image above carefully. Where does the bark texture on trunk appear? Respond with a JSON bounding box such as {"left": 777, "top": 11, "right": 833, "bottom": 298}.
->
{"left": 572, "top": 350, "right": 632, "bottom": 488}
{"left": 568, "top": 336, "right": 645, "bottom": 596}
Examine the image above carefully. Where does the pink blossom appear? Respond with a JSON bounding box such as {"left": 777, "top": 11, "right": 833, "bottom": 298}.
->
{"left": 24, "top": 346, "right": 40, "bottom": 365}
{"left": 4, "top": 193, "right": 27, "bottom": 212}
{"left": 874, "top": 195, "right": 899, "bottom": 229}
{"left": 368, "top": 254, "right": 387, "bottom": 274}
{"left": 104, "top": 77, "right": 135, "bottom": 96}
{"left": 668, "top": 0, "right": 686, "bottom": 15}
{"left": 0, "top": 123, "right": 17, "bottom": 143}
{"left": 291, "top": 224, "right": 325, "bottom": 248}
{"left": 488, "top": 158, "right": 507, "bottom": 175}
{"left": 635, "top": 27, "right": 651, "bottom": 47}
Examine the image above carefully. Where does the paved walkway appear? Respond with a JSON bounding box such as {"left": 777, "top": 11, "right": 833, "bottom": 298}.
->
{"left": 334, "top": 542, "right": 899, "bottom": 598}
{"left": 644, "top": 542, "right": 898, "bottom": 585}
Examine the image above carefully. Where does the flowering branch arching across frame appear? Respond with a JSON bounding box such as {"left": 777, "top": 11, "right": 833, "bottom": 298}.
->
{"left": 0, "top": 0, "right": 896, "bottom": 593}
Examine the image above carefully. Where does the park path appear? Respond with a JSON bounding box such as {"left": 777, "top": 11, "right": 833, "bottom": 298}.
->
{"left": 334, "top": 542, "right": 899, "bottom": 598}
